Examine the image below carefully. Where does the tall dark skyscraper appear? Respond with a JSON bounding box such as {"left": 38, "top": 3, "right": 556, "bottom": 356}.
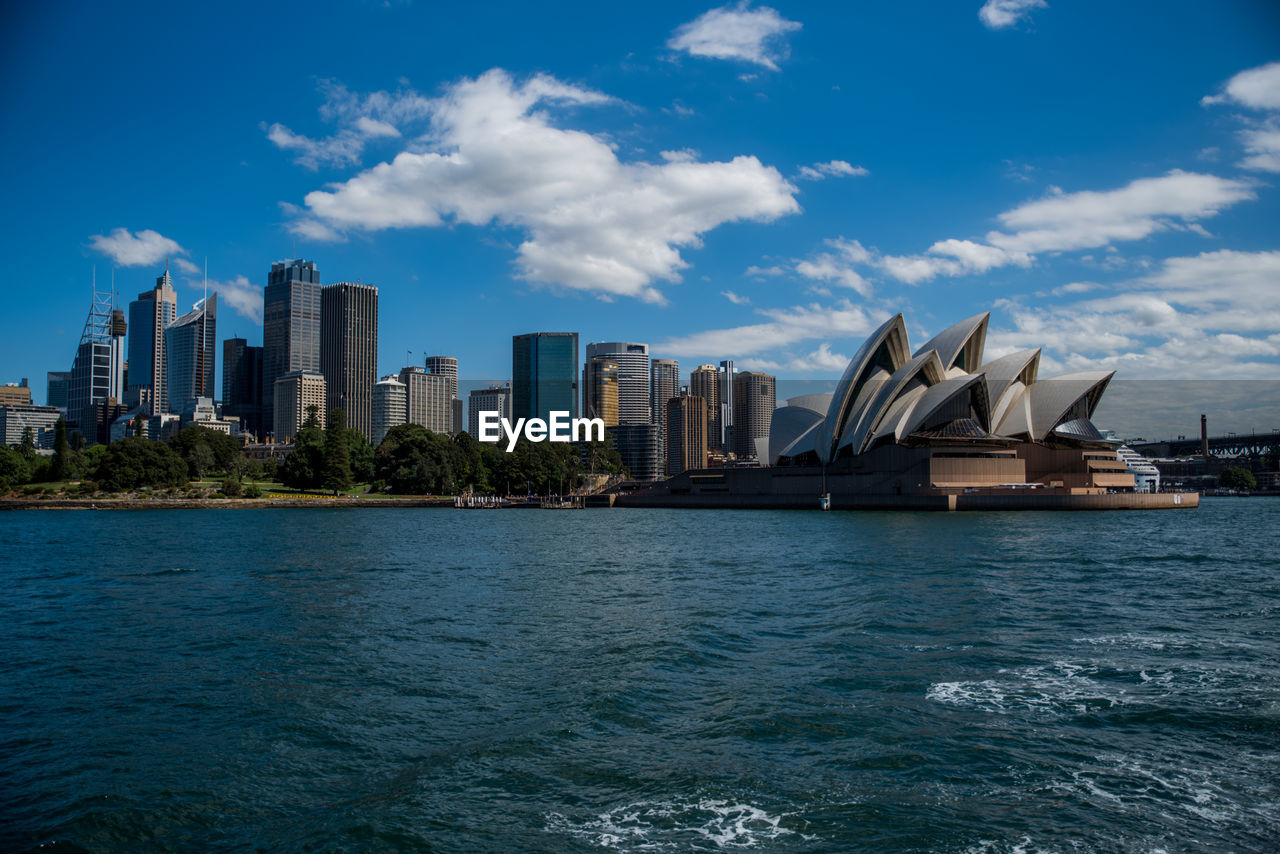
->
{"left": 166, "top": 293, "right": 217, "bottom": 415}
{"left": 223, "top": 338, "right": 264, "bottom": 438}
{"left": 67, "top": 275, "right": 124, "bottom": 430}
{"left": 512, "top": 332, "right": 578, "bottom": 422}
{"left": 127, "top": 267, "right": 178, "bottom": 415}
{"left": 45, "top": 371, "right": 70, "bottom": 414}
{"left": 263, "top": 259, "right": 321, "bottom": 438}
{"left": 320, "top": 282, "right": 379, "bottom": 441}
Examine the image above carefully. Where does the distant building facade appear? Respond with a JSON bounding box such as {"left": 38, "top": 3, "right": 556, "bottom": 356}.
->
{"left": 0, "top": 381, "right": 32, "bottom": 408}
{"left": 586, "top": 342, "right": 649, "bottom": 425}
{"left": 263, "top": 259, "right": 321, "bottom": 438}
{"left": 582, "top": 357, "right": 619, "bottom": 426}
{"left": 372, "top": 375, "right": 407, "bottom": 446}
{"left": 320, "top": 282, "right": 378, "bottom": 440}
{"left": 46, "top": 371, "right": 70, "bottom": 415}
{"left": 467, "top": 385, "right": 510, "bottom": 437}
{"left": 732, "top": 370, "right": 775, "bottom": 462}
{"left": 423, "top": 355, "right": 459, "bottom": 432}
{"left": 127, "top": 268, "right": 178, "bottom": 415}
{"left": 222, "top": 338, "right": 264, "bottom": 439}
{"left": 0, "top": 404, "right": 61, "bottom": 448}
{"left": 689, "top": 364, "right": 722, "bottom": 452}
{"left": 610, "top": 423, "right": 660, "bottom": 482}
{"left": 273, "top": 370, "right": 326, "bottom": 442}
{"left": 166, "top": 294, "right": 217, "bottom": 417}
{"left": 666, "top": 394, "right": 707, "bottom": 476}
{"left": 399, "top": 366, "right": 452, "bottom": 434}
{"left": 512, "top": 332, "right": 578, "bottom": 423}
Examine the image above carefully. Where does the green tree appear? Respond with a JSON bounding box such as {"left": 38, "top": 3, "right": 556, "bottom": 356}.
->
{"left": 346, "top": 429, "right": 375, "bottom": 483}
{"left": 50, "top": 418, "right": 70, "bottom": 481}
{"left": 375, "top": 424, "right": 458, "bottom": 494}
{"left": 0, "top": 446, "right": 30, "bottom": 490}
{"left": 133, "top": 415, "right": 145, "bottom": 438}
{"left": 322, "top": 409, "right": 354, "bottom": 494}
{"left": 188, "top": 444, "right": 215, "bottom": 480}
{"left": 94, "top": 437, "right": 189, "bottom": 492}
{"left": 279, "top": 422, "right": 325, "bottom": 488}
{"left": 1219, "top": 466, "right": 1256, "bottom": 490}
{"left": 303, "top": 404, "right": 321, "bottom": 429}
{"left": 18, "top": 427, "right": 36, "bottom": 461}
{"left": 169, "top": 426, "right": 242, "bottom": 476}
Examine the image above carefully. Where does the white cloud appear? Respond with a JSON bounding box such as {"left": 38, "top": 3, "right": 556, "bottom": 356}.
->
{"left": 1201, "top": 61, "right": 1280, "bottom": 110}
{"left": 721, "top": 290, "right": 751, "bottom": 304}
{"left": 987, "top": 170, "right": 1255, "bottom": 254}
{"left": 1201, "top": 62, "right": 1280, "bottom": 173}
{"left": 173, "top": 257, "right": 201, "bottom": 276}
{"left": 991, "top": 249, "right": 1280, "bottom": 378}
{"left": 740, "top": 342, "right": 850, "bottom": 373}
{"left": 1238, "top": 119, "right": 1280, "bottom": 173}
{"left": 291, "top": 69, "right": 799, "bottom": 303}
{"left": 799, "top": 171, "right": 1254, "bottom": 287}
{"left": 88, "top": 228, "right": 188, "bottom": 267}
{"left": 667, "top": 2, "right": 802, "bottom": 71}
{"left": 265, "top": 79, "right": 429, "bottom": 170}
{"left": 745, "top": 264, "right": 786, "bottom": 277}
{"left": 186, "top": 275, "right": 264, "bottom": 325}
{"left": 978, "top": 0, "right": 1047, "bottom": 30}
{"left": 660, "top": 300, "right": 877, "bottom": 358}
{"left": 796, "top": 160, "right": 868, "bottom": 181}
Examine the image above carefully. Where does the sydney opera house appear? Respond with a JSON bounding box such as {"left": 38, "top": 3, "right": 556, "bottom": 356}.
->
{"left": 623, "top": 312, "right": 1196, "bottom": 510}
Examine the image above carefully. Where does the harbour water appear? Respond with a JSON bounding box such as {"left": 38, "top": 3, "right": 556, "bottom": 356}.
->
{"left": 2, "top": 500, "right": 1277, "bottom": 852}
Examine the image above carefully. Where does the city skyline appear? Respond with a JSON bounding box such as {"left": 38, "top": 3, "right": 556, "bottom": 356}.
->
{"left": 2, "top": 2, "right": 1278, "bottom": 408}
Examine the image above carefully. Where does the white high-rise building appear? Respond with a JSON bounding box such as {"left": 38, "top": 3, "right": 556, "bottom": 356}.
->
{"left": 372, "top": 375, "right": 407, "bottom": 445}
{"left": 585, "top": 341, "right": 650, "bottom": 425}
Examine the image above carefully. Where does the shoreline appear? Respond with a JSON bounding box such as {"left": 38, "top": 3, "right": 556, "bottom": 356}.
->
{"left": 0, "top": 496, "right": 456, "bottom": 510}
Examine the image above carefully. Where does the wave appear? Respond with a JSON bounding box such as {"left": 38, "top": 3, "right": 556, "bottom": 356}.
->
{"left": 545, "top": 797, "right": 815, "bottom": 850}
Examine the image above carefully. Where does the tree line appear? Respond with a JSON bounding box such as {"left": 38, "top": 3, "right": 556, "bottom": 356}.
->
{"left": 0, "top": 409, "right": 624, "bottom": 497}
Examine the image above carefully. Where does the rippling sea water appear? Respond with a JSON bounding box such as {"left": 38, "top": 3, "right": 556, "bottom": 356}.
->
{"left": 1, "top": 499, "right": 1277, "bottom": 852}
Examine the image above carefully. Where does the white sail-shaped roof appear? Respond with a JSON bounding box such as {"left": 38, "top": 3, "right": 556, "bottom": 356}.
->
{"left": 816, "top": 314, "right": 910, "bottom": 464}
{"left": 913, "top": 313, "right": 989, "bottom": 374}
{"left": 901, "top": 373, "right": 992, "bottom": 437}
{"left": 837, "top": 349, "right": 946, "bottom": 458}
{"left": 996, "top": 370, "right": 1113, "bottom": 441}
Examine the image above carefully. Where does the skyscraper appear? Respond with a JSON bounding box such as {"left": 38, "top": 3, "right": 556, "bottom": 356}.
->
{"left": 512, "top": 332, "right": 578, "bottom": 422}
{"left": 732, "top": 370, "right": 775, "bottom": 462}
{"left": 467, "top": 384, "right": 510, "bottom": 437}
{"left": 320, "top": 282, "right": 378, "bottom": 441}
{"left": 689, "top": 364, "right": 722, "bottom": 451}
{"left": 585, "top": 342, "right": 649, "bottom": 425}
{"left": 68, "top": 274, "right": 123, "bottom": 430}
{"left": 223, "top": 338, "right": 264, "bottom": 438}
{"left": 651, "top": 357, "right": 680, "bottom": 462}
{"left": 263, "top": 259, "right": 321, "bottom": 438}
{"left": 399, "top": 366, "right": 451, "bottom": 434}
{"left": 720, "top": 360, "right": 736, "bottom": 453}
{"left": 166, "top": 293, "right": 217, "bottom": 416}
{"left": 372, "top": 375, "right": 407, "bottom": 445}
{"left": 610, "top": 423, "right": 660, "bottom": 482}
{"left": 666, "top": 394, "right": 707, "bottom": 476}
{"left": 582, "top": 357, "right": 619, "bottom": 425}
{"left": 127, "top": 267, "right": 177, "bottom": 415}
{"left": 423, "top": 355, "right": 459, "bottom": 431}
{"left": 46, "top": 371, "right": 70, "bottom": 415}
{"left": 273, "top": 370, "right": 326, "bottom": 442}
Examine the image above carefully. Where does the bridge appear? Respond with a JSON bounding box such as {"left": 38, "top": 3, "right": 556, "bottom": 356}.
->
{"left": 1131, "top": 430, "right": 1280, "bottom": 459}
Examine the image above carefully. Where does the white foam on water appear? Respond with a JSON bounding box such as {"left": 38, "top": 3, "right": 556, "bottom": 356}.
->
{"left": 545, "top": 797, "right": 814, "bottom": 850}
{"left": 926, "top": 662, "right": 1128, "bottom": 716}
{"left": 964, "top": 836, "right": 1061, "bottom": 854}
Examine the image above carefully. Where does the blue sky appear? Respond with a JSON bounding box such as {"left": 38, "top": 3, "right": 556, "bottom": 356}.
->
{"left": 3, "top": 0, "right": 1279, "bottom": 407}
